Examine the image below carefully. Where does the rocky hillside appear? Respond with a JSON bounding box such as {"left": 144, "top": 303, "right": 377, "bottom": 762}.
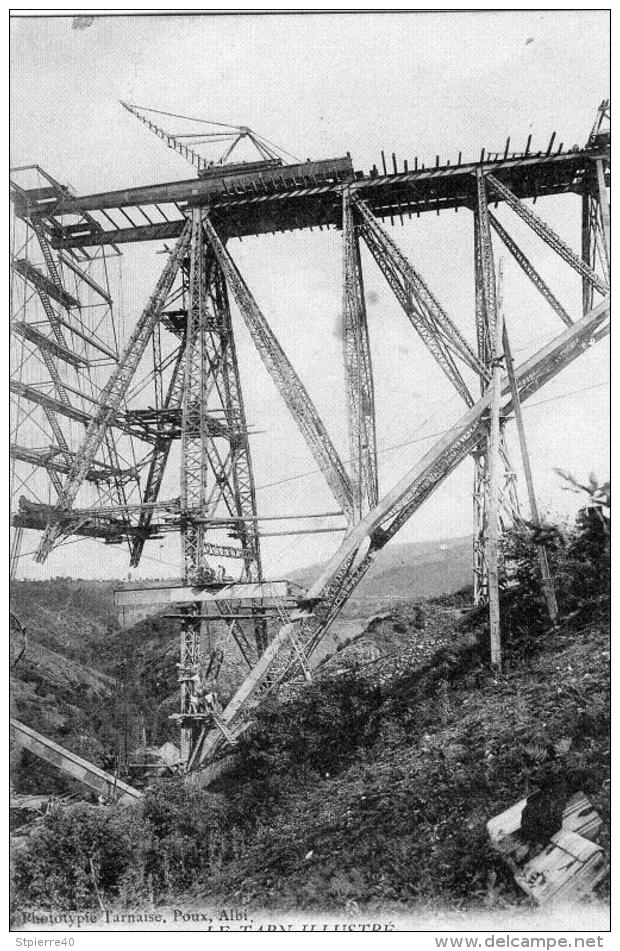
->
{"left": 11, "top": 504, "right": 610, "bottom": 918}
{"left": 11, "top": 590, "right": 610, "bottom": 918}
{"left": 10, "top": 536, "right": 472, "bottom": 791}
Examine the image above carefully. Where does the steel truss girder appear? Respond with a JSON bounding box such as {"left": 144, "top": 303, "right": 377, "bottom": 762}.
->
{"left": 484, "top": 172, "right": 608, "bottom": 295}
{"left": 33, "top": 220, "right": 192, "bottom": 562}
{"left": 180, "top": 212, "right": 264, "bottom": 586}
{"left": 595, "top": 159, "right": 610, "bottom": 272}
{"left": 181, "top": 210, "right": 214, "bottom": 581}
{"left": 342, "top": 187, "right": 378, "bottom": 520}
{"left": 488, "top": 213, "right": 573, "bottom": 328}
{"left": 30, "top": 216, "right": 78, "bottom": 347}
{"left": 129, "top": 342, "right": 187, "bottom": 566}
{"left": 178, "top": 211, "right": 269, "bottom": 761}
{"left": 193, "top": 297, "right": 609, "bottom": 766}
{"left": 9, "top": 380, "right": 158, "bottom": 443}
{"left": 11, "top": 320, "right": 87, "bottom": 369}
{"left": 472, "top": 172, "right": 517, "bottom": 619}
{"left": 354, "top": 197, "right": 484, "bottom": 405}
{"left": 11, "top": 257, "right": 81, "bottom": 311}
{"left": 211, "top": 264, "right": 264, "bottom": 586}
{"left": 581, "top": 169, "right": 610, "bottom": 315}
{"left": 200, "top": 210, "right": 354, "bottom": 520}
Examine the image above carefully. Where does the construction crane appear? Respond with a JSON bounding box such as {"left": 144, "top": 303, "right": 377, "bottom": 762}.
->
{"left": 119, "top": 101, "right": 298, "bottom": 172}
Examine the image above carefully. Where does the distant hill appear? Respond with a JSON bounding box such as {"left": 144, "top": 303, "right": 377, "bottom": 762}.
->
{"left": 9, "top": 581, "right": 119, "bottom": 796}
{"left": 292, "top": 535, "right": 472, "bottom": 618}
{"left": 9, "top": 537, "right": 472, "bottom": 790}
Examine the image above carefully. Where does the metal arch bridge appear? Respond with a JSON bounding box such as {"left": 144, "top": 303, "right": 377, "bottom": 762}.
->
{"left": 10, "top": 100, "right": 610, "bottom": 775}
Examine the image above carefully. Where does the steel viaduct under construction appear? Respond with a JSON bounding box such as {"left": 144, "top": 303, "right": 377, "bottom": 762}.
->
{"left": 10, "top": 100, "right": 610, "bottom": 787}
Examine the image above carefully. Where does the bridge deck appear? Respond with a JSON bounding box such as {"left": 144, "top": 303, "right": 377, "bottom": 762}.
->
{"left": 11, "top": 145, "right": 610, "bottom": 249}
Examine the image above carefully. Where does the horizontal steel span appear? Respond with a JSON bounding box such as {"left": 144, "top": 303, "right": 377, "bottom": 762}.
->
{"left": 14, "top": 147, "right": 609, "bottom": 248}
{"left": 114, "top": 580, "right": 290, "bottom": 607}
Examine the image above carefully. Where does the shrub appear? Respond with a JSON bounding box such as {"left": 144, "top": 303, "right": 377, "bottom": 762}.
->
{"left": 499, "top": 522, "right": 570, "bottom": 647}
{"left": 498, "top": 482, "right": 610, "bottom": 654}
{"left": 13, "top": 780, "right": 237, "bottom": 910}
{"left": 228, "top": 675, "right": 383, "bottom": 793}
{"left": 13, "top": 801, "right": 149, "bottom": 909}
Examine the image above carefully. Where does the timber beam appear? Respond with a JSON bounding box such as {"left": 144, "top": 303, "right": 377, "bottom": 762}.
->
{"left": 12, "top": 321, "right": 89, "bottom": 368}
{"left": 13, "top": 510, "right": 143, "bottom": 543}
{"left": 12, "top": 258, "right": 81, "bottom": 310}
{"left": 10, "top": 443, "right": 136, "bottom": 483}
{"left": 10, "top": 380, "right": 158, "bottom": 442}
{"left": 10, "top": 380, "right": 91, "bottom": 425}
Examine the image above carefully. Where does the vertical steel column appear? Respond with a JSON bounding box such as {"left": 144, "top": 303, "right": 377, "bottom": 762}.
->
{"left": 179, "top": 210, "right": 269, "bottom": 763}
{"left": 179, "top": 209, "right": 211, "bottom": 762}
{"left": 180, "top": 209, "right": 212, "bottom": 583}
{"left": 472, "top": 208, "right": 489, "bottom": 605}
{"left": 581, "top": 159, "right": 609, "bottom": 319}
{"left": 595, "top": 159, "right": 611, "bottom": 274}
{"left": 211, "top": 264, "right": 267, "bottom": 653}
{"left": 581, "top": 191, "right": 594, "bottom": 316}
{"left": 342, "top": 186, "right": 378, "bottom": 521}
{"left": 475, "top": 169, "right": 502, "bottom": 668}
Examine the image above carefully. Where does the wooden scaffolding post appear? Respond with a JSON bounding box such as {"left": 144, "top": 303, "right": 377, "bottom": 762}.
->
{"left": 10, "top": 526, "right": 23, "bottom": 580}
{"left": 502, "top": 322, "right": 559, "bottom": 624}
{"left": 487, "top": 282, "right": 504, "bottom": 671}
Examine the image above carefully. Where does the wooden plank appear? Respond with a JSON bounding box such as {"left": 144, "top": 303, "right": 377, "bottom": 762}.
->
{"left": 58, "top": 252, "right": 113, "bottom": 304}
{"left": 516, "top": 828, "right": 606, "bottom": 904}
{"left": 12, "top": 258, "right": 81, "bottom": 309}
{"left": 12, "top": 321, "right": 88, "bottom": 368}
{"left": 10, "top": 380, "right": 91, "bottom": 425}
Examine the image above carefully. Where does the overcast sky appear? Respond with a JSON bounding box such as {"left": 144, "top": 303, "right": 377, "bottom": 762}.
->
{"left": 10, "top": 11, "right": 610, "bottom": 581}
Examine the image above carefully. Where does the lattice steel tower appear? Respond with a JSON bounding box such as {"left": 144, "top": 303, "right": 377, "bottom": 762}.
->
{"left": 10, "top": 100, "right": 610, "bottom": 774}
